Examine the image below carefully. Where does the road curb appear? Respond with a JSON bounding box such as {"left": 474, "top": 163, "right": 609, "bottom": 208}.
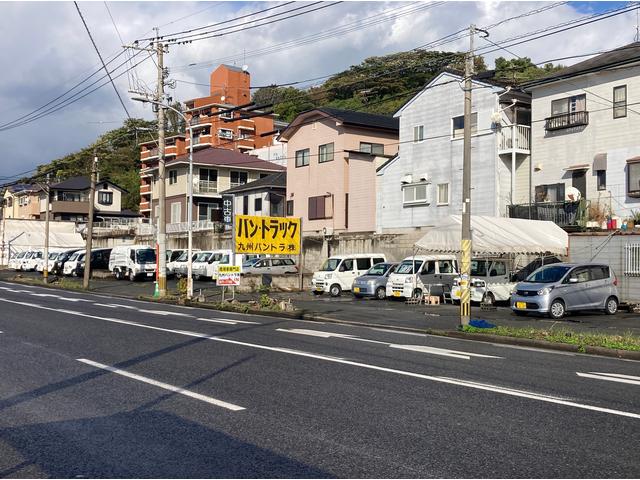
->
{"left": 3, "top": 274, "right": 638, "bottom": 361}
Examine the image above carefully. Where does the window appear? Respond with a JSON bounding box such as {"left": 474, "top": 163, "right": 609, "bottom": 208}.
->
{"left": 260, "top": 173, "right": 269, "bottom": 179}
{"left": 413, "top": 125, "right": 424, "bottom": 143}
{"left": 198, "top": 203, "right": 221, "bottom": 221}
{"left": 286, "top": 200, "right": 294, "bottom": 216}
{"left": 359, "top": 142, "right": 384, "bottom": 155}
{"left": 628, "top": 160, "right": 640, "bottom": 198}
{"left": 308, "top": 195, "right": 327, "bottom": 220}
{"left": 373, "top": 257, "right": 385, "bottom": 265}
{"left": 437, "top": 183, "right": 449, "bottom": 205}
{"left": 421, "top": 261, "right": 435, "bottom": 274}
{"left": 295, "top": 148, "right": 310, "bottom": 167}
{"left": 403, "top": 183, "right": 429, "bottom": 205}
{"left": 318, "top": 143, "right": 334, "bottom": 163}
{"left": 490, "top": 262, "right": 507, "bottom": 277}
{"left": 230, "top": 171, "right": 247, "bottom": 187}
{"left": 170, "top": 202, "right": 181, "bottom": 223}
{"left": 254, "top": 197, "right": 262, "bottom": 212}
{"left": 567, "top": 267, "right": 590, "bottom": 283}
{"left": 218, "top": 128, "right": 233, "bottom": 139}
{"left": 200, "top": 168, "right": 218, "bottom": 182}
{"left": 218, "top": 109, "right": 233, "bottom": 120}
{"left": 535, "top": 183, "right": 565, "bottom": 203}
{"left": 243, "top": 196, "right": 249, "bottom": 215}
{"left": 597, "top": 170, "right": 607, "bottom": 191}
{"left": 452, "top": 113, "right": 478, "bottom": 138}
{"left": 339, "top": 259, "right": 354, "bottom": 272}
{"left": 98, "top": 191, "right": 113, "bottom": 205}
{"left": 168, "top": 170, "right": 178, "bottom": 185}
{"left": 356, "top": 258, "right": 371, "bottom": 270}
{"left": 551, "top": 94, "right": 586, "bottom": 115}
{"left": 613, "top": 85, "right": 627, "bottom": 118}
{"left": 589, "top": 265, "right": 609, "bottom": 280}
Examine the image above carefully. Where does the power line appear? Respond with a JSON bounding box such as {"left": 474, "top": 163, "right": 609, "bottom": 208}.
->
{"left": 74, "top": 1, "right": 131, "bottom": 119}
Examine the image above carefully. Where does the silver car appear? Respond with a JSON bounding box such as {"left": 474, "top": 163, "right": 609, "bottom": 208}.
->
{"left": 511, "top": 263, "right": 619, "bottom": 319}
{"left": 352, "top": 262, "right": 398, "bottom": 300}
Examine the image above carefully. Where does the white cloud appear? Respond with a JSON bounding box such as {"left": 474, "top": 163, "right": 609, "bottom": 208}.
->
{"left": 0, "top": 1, "right": 638, "bottom": 180}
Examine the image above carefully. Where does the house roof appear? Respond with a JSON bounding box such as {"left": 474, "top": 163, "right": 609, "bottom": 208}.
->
{"left": 50, "top": 176, "right": 126, "bottom": 193}
{"left": 221, "top": 171, "right": 286, "bottom": 195}
{"left": 7, "top": 183, "right": 37, "bottom": 194}
{"left": 523, "top": 42, "right": 640, "bottom": 88}
{"left": 163, "top": 147, "right": 285, "bottom": 171}
{"left": 278, "top": 107, "right": 398, "bottom": 141}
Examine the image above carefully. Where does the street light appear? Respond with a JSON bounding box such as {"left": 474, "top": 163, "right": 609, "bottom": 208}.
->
{"left": 132, "top": 97, "right": 195, "bottom": 299}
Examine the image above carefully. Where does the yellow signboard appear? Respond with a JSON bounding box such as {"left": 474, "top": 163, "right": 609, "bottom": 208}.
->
{"left": 235, "top": 215, "right": 301, "bottom": 255}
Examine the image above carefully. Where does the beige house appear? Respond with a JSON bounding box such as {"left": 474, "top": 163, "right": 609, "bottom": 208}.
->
{"left": 2, "top": 184, "right": 42, "bottom": 220}
{"left": 279, "top": 108, "right": 399, "bottom": 234}
{"left": 142, "top": 147, "right": 284, "bottom": 229}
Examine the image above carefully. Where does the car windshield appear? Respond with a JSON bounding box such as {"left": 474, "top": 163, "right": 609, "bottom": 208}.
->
{"left": 525, "top": 265, "right": 571, "bottom": 283}
{"left": 243, "top": 258, "right": 260, "bottom": 267}
{"left": 194, "top": 252, "right": 212, "bottom": 262}
{"left": 68, "top": 253, "right": 79, "bottom": 261}
{"left": 210, "top": 253, "right": 223, "bottom": 262}
{"left": 396, "top": 260, "right": 423, "bottom": 275}
{"left": 49, "top": 253, "right": 58, "bottom": 260}
{"left": 366, "top": 263, "right": 390, "bottom": 276}
{"left": 136, "top": 249, "right": 156, "bottom": 264}
{"left": 471, "top": 260, "right": 488, "bottom": 276}
{"left": 320, "top": 258, "right": 341, "bottom": 271}
{"left": 176, "top": 252, "right": 189, "bottom": 262}
{"left": 16, "top": 252, "right": 26, "bottom": 259}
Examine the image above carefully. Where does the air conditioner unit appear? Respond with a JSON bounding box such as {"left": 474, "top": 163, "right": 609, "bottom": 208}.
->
{"left": 322, "top": 226, "right": 334, "bottom": 237}
{"left": 418, "top": 173, "right": 429, "bottom": 182}
{"left": 401, "top": 174, "right": 413, "bottom": 184}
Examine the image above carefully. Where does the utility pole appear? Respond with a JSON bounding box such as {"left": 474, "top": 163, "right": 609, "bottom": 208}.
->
{"left": 156, "top": 33, "right": 168, "bottom": 298}
{"left": 459, "top": 24, "right": 475, "bottom": 327}
{"left": 43, "top": 173, "right": 51, "bottom": 283}
{"left": 83, "top": 152, "right": 97, "bottom": 289}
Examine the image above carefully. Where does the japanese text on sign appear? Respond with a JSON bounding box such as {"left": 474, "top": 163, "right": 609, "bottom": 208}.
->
{"left": 218, "top": 265, "right": 241, "bottom": 286}
{"left": 235, "top": 215, "right": 301, "bottom": 255}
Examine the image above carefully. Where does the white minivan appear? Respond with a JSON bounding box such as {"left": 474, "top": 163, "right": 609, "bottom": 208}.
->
{"left": 451, "top": 258, "right": 513, "bottom": 305}
{"left": 386, "top": 255, "right": 459, "bottom": 299}
{"left": 23, "top": 249, "right": 44, "bottom": 271}
{"left": 312, "top": 254, "right": 387, "bottom": 297}
{"left": 109, "top": 244, "right": 157, "bottom": 281}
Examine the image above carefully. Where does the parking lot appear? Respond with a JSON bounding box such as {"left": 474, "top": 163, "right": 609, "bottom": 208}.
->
{"left": 3, "top": 269, "right": 638, "bottom": 336}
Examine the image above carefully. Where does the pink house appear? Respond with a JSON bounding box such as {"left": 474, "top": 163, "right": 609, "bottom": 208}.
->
{"left": 279, "top": 108, "right": 399, "bottom": 234}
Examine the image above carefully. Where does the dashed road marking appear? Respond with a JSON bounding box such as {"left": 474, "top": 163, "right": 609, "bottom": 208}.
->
{"left": 577, "top": 372, "right": 640, "bottom": 386}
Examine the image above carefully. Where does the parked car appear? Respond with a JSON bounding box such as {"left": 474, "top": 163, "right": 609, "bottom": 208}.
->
{"left": 50, "top": 248, "right": 83, "bottom": 275}
{"left": 75, "top": 248, "right": 112, "bottom": 276}
{"left": 243, "top": 257, "right": 298, "bottom": 275}
{"left": 173, "top": 250, "right": 202, "bottom": 278}
{"left": 109, "top": 245, "right": 157, "bottom": 281}
{"left": 386, "top": 255, "right": 458, "bottom": 299}
{"left": 352, "top": 262, "right": 398, "bottom": 299}
{"left": 8, "top": 250, "right": 29, "bottom": 271}
{"left": 312, "top": 254, "right": 387, "bottom": 297}
{"left": 451, "top": 257, "right": 512, "bottom": 305}
{"left": 511, "top": 255, "right": 562, "bottom": 282}
{"left": 168, "top": 249, "right": 199, "bottom": 277}
{"left": 510, "top": 263, "right": 619, "bottom": 319}
{"left": 36, "top": 248, "right": 68, "bottom": 273}
{"left": 191, "top": 251, "right": 219, "bottom": 281}
{"left": 63, "top": 251, "right": 85, "bottom": 276}
{"left": 23, "top": 249, "right": 43, "bottom": 271}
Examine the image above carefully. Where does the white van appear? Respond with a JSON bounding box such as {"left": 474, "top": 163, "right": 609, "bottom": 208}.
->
{"left": 63, "top": 251, "right": 85, "bottom": 276}
{"left": 36, "top": 248, "right": 67, "bottom": 273}
{"left": 312, "top": 254, "right": 387, "bottom": 297}
{"left": 8, "top": 251, "right": 27, "bottom": 271}
{"left": 450, "top": 258, "right": 515, "bottom": 305}
{"left": 386, "top": 255, "right": 459, "bottom": 299}
{"left": 23, "top": 249, "right": 44, "bottom": 272}
{"left": 109, "top": 244, "right": 157, "bottom": 281}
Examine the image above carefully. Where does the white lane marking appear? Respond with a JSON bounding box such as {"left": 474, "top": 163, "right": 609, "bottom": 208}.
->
{"left": 577, "top": 372, "right": 640, "bottom": 386}
{"left": 278, "top": 328, "right": 502, "bottom": 359}
{"left": 196, "top": 318, "right": 238, "bottom": 325}
{"left": 204, "top": 317, "right": 259, "bottom": 325}
{"left": 91, "top": 302, "right": 192, "bottom": 317}
{"left": 390, "top": 344, "right": 502, "bottom": 360}
{"left": 77, "top": 358, "right": 245, "bottom": 411}
{"left": 3, "top": 298, "right": 640, "bottom": 420}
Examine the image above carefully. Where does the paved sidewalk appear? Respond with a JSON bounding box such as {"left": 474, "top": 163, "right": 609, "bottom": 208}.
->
{"left": 2, "top": 270, "right": 638, "bottom": 336}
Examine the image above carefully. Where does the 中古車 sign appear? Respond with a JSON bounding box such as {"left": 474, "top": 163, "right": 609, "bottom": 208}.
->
{"left": 235, "top": 215, "right": 301, "bottom": 255}
{"left": 217, "top": 265, "right": 241, "bottom": 286}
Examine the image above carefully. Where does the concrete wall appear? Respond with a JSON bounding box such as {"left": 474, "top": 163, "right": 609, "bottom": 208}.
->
{"left": 529, "top": 65, "right": 640, "bottom": 217}
{"left": 568, "top": 232, "right": 640, "bottom": 303}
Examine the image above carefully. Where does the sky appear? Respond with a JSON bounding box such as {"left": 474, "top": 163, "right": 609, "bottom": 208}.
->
{"left": 0, "top": 0, "right": 639, "bottom": 181}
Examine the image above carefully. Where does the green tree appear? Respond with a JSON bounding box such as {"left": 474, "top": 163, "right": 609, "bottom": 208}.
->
{"left": 494, "top": 56, "right": 564, "bottom": 83}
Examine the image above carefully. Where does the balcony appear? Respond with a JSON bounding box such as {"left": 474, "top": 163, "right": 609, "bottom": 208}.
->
{"left": 191, "top": 135, "right": 212, "bottom": 149}
{"left": 194, "top": 180, "right": 218, "bottom": 195}
{"left": 167, "top": 220, "right": 225, "bottom": 234}
{"left": 50, "top": 200, "right": 90, "bottom": 215}
{"left": 508, "top": 199, "right": 588, "bottom": 230}
{"left": 545, "top": 111, "right": 589, "bottom": 131}
{"left": 498, "top": 125, "right": 530, "bottom": 154}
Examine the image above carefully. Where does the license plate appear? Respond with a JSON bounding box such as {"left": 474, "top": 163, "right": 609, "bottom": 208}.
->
{"left": 516, "top": 301, "right": 526, "bottom": 309}
{"left": 315, "top": 287, "right": 323, "bottom": 292}
{"left": 353, "top": 287, "right": 360, "bottom": 293}
{"left": 393, "top": 291, "right": 401, "bottom": 297}
{"left": 454, "top": 291, "right": 461, "bottom": 298}
{"left": 147, "top": 273, "right": 153, "bottom": 277}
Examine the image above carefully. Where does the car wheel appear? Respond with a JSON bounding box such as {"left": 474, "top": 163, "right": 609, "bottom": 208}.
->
{"left": 482, "top": 291, "right": 495, "bottom": 305}
{"left": 128, "top": 269, "right": 136, "bottom": 282}
{"left": 549, "top": 299, "right": 565, "bottom": 319}
{"left": 329, "top": 284, "right": 342, "bottom": 297}
{"left": 412, "top": 288, "right": 423, "bottom": 299}
{"left": 604, "top": 296, "right": 618, "bottom": 315}
{"left": 375, "top": 286, "right": 386, "bottom": 300}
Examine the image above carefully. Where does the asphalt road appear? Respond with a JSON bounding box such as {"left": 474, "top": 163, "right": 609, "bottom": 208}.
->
{"left": 0, "top": 280, "right": 639, "bottom": 478}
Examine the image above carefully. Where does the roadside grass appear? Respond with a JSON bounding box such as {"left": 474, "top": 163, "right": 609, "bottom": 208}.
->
{"left": 10, "top": 275, "right": 86, "bottom": 291}
{"left": 462, "top": 325, "right": 640, "bottom": 352}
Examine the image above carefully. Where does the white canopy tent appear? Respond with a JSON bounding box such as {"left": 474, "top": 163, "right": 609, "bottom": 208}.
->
{"left": 414, "top": 216, "right": 568, "bottom": 256}
{"left": 1, "top": 219, "right": 84, "bottom": 264}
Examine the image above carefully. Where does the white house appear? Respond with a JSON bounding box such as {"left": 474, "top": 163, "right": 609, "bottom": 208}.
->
{"left": 376, "top": 69, "right": 531, "bottom": 234}
{"left": 522, "top": 42, "right": 640, "bottom": 225}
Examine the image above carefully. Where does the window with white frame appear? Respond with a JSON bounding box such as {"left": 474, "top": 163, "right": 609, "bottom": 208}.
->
{"left": 613, "top": 85, "right": 627, "bottom": 118}
{"left": 413, "top": 125, "right": 424, "bottom": 143}
{"left": 452, "top": 113, "right": 478, "bottom": 138}
{"left": 437, "top": 183, "right": 449, "bottom": 205}
{"left": 170, "top": 202, "right": 181, "bottom": 223}
{"left": 403, "top": 183, "right": 429, "bottom": 205}
{"left": 98, "top": 191, "right": 113, "bottom": 205}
